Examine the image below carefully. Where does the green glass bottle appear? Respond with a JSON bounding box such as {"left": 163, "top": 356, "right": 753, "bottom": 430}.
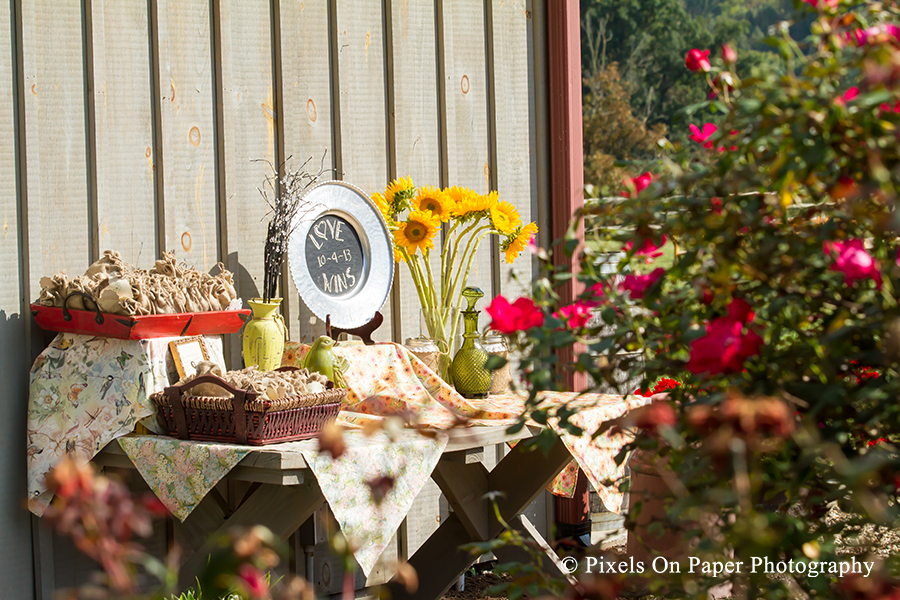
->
{"left": 449, "top": 287, "right": 494, "bottom": 398}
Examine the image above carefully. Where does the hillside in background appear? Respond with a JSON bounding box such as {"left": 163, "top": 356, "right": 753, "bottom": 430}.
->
{"left": 581, "top": 0, "right": 808, "bottom": 193}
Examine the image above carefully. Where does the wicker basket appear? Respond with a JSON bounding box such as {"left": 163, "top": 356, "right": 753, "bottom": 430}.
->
{"left": 151, "top": 373, "right": 345, "bottom": 445}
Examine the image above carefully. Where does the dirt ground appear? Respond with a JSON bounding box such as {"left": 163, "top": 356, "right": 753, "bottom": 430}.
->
{"left": 440, "top": 570, "right": 511, "bottom": 600}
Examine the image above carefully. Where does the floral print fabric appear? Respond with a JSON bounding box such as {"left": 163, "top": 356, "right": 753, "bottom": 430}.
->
{"left": 117, "top": 430, "right": 446, "bottom": 578}
{"left": 118, "top": 435, "right": 250, "bottom": 521}
{"left": 27, "top": 333, "right": 224, "bottom": 515}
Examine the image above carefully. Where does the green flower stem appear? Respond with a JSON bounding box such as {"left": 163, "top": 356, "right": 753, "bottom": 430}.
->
{"left": 448, "top": 225, "right": 493, "bottom": 310}
{"left": 441, "top": 220, "right": 463, "bottom": 303}
{"left": 446, "top": 230, "right": 492, "bottom": 346}
{"left": 404, "top": 252, "right": 433, "bottom": 326}
{"left": 444, "top": 219, "right": 483, "bottom": 304}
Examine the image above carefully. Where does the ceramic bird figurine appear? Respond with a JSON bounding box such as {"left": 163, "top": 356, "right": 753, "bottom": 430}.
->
{"left": 302, "top": 336, "right": 348, "bottom": 389}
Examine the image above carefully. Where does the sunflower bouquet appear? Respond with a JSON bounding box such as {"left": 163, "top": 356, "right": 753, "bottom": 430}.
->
{"left": 372, "top": 177, "right": 537, "bottom": 360}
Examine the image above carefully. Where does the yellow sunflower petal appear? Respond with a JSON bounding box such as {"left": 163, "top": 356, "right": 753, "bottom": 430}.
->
{"left": 490, "top": 200, "right": 521, "bottom": 234}
{"left": 371, "top": 191, "right": 392, "bottom": 222}
{"left": 503, "top": 222, "right": 537, "bottom": 264}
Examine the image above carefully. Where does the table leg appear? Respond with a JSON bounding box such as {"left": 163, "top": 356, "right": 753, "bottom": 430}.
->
{"left": 389, "top": 436, "right": 574, "bottom": 600}
{"left": 177, "top": 479, "right": 325, "bottom": 591}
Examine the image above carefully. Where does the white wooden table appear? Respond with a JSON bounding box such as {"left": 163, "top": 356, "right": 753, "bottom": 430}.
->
{"left": 94, "top": 424, "right": 574, "bottom": 599}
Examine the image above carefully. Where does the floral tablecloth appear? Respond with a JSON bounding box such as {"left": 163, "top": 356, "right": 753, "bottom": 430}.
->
{"left": 283, "top": 341, "right": 648, "bottom": 510}
{"left": 28, "top": 337, "right": 643, "bottom": 576}
{"left": 117, "top": 429, "right": 447, "bottom": 578}
{"left": 27, "top": 333, "right": 224, "bottom": 515}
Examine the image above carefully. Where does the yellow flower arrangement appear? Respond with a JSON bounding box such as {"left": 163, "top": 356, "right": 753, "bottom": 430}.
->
{"left": 373, "top": 177, "right": 535, "bottom": 357}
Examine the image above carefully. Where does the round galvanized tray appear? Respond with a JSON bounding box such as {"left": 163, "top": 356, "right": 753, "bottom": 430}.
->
{"left": 287, "top": 181, "right": 393, "bottom": 329}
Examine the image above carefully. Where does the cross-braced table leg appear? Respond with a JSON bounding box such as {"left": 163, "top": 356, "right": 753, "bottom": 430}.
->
{"left": 388, "top": 436, "right": 574, "bottom": 600}
{"left": 177, "top": 478, "right": 325, "bottom": 591}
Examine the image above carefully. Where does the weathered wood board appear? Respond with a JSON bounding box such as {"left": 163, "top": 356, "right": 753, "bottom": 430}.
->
{"left": 156, "top": 0, "right": 218, "bottom": 271}
{"left": 22, "top": 0, "right": 90, "bottom": 295}
{"left": 492, "top": 0, "right": 536, "bottom": 297}
{"left": 335, "top": 0, "right": 393, "bottom": 341}
{"left": 219, "top": 0, "right": 275, "bottom": 367}
{"left": 279, "top": 0, "right": 333, "bottom": 344}
{"left": 91, "top": 0, "right": 156, "bottom": 267}
{"left": 441, "top": 0, "right": 494, "bottom": 331}
{"left": 0, "top": 3, "right": 34, "bottom": 597}
{"left": 390, "top": 0, "right": 442, "bottom": 343}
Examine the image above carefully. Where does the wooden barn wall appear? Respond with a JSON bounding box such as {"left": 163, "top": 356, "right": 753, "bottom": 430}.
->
{"left": 0, "top": 0, "right": 544, "bottom": 597}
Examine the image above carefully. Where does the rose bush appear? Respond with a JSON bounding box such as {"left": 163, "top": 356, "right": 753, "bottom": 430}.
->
{"left": 497, "top": 0, "right": 900, "bottom": 597}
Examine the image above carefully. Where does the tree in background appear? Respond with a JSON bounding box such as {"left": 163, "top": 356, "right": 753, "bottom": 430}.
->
{"left": 580, "top": 0, "right": 800, "bottom": 192}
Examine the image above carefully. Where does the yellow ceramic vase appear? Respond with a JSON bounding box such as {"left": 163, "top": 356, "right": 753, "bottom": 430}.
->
{"left": 242, "top": 298, "right": 286, "bottom": 372}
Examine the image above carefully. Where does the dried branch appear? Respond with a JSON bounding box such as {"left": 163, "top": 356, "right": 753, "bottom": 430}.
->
{"left": 256, "top": 150, "right": 333, "bottom": 302}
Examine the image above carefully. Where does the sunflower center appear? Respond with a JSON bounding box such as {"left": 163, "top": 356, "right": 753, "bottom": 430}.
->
{"left": 407, "top": 223, "right": 427, "bottom": 242}
{"left": 421, "top": 197, "right": 442, "bottom": 213}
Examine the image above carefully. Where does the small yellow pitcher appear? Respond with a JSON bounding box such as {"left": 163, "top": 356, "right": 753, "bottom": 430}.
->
{"left": 242, "top": 298, "right": 286, "bottom": 371}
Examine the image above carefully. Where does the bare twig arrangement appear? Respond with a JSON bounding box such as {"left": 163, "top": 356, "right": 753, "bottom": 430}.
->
{"left": 257, "top": 151, "right": 332, "bottom": 302}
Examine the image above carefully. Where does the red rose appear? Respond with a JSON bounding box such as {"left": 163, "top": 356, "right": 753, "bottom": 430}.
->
{"left": 685, "top": 49, "right": 711, "bottom": 72}
{"left": 619, "top": 268, "right": 665, "bottom": 300}
{"left": 622, "top": 172, "right": 654, "bottom": 198}
{"left": 486, "top": 295, "right": 545, "bottom": 335}
{"left": 686, "top": 298, "right": 763, "bottom": 376}
{"left": 689, "top": 123, "right": 718, "bottom": 149}
{"left": 624, "top": 234, "right": 668, "bottom": 259}
{"left": 824, "top": 238, "right": 882, "bottom": 289}
{"left": 554, "top": 301, "right": 593, "bottom": 329}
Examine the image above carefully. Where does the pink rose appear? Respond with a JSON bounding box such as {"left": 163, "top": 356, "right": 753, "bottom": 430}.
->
{"left": 824, "top": 239, "right": 882, "bottom": 289}
{"left": 622, "top": 172, "right": 654, "bottom": 198}
{"left": 686, "top": 298, "right": 763, "bottom": 376}
{"left": 486, "top": 295, "right": 545, "bottom": 335}
{"left": 837, "top": 87, "right": 859, "bottom": 105}
{"left": 625, "top": 234, "right": 668, "bottom": 259}
{"left": 583, "top": 281, "right": 609, "bottom": 308}
{"left": 237, "top": 564, "right": 268, "bottom": 600}
{"left": 802, "top": 0, "right": 839, "bottom": 8}
{"left": 554, "top": 301, "right": 594, "bottom": 329}
{"left": 689, "top": 123, "right": 718, "bottom": 149}
{"left": 619, "top": 268, "right": 665, "bottom": 300}
{"left": 685, "top": 49, "right": 711, "bottom": 72}
{"left": 722, "top": 43, "right": 737, "bottom": 65}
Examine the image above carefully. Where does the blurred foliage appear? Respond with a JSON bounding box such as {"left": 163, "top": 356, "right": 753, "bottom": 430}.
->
{"left": 507, "top": 0, "right": 900, "bottom": 597}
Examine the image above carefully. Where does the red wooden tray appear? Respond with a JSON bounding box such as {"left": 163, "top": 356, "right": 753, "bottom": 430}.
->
{"left": 30, "top": 302, "right": 251, "bottom": 340}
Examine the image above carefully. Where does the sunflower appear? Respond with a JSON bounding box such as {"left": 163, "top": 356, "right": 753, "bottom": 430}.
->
{"left": 490, "top": 200, "right": 521, "bottom": 234}
{"left": 451, "top": 188, "right": 494, "bottom": 217}
{"left": 371, "top": 191, "right": 392, "bottom": 222}
{"left": 395, "top": 210, "right": 440, "bottom": 256}
{"left": 502, "top": 222, "right": 538, "bottom": 264}
{"left": 385, "top": 176, "right": 416, "bottom": 214}
{"left": 414, "top": 186, "right": 454, "bottom": 221}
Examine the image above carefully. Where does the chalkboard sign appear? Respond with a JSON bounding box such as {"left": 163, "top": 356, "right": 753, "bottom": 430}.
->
{"left": 287, "top": 182, "right": 394, "bottom": 329}
{"left": 305, "top": 215, "right": 366, "bottom": 296}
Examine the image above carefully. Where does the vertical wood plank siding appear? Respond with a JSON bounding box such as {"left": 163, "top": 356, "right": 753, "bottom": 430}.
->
{"left": 0, "top": 1, "right": 546, "bottom": 596}
{"left": 0, "top": 0, "right": 34, "bottom": 596}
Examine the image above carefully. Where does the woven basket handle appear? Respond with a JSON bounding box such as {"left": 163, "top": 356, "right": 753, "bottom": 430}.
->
{"left": 164, "top": 374, "right": 260, "bottom": 444}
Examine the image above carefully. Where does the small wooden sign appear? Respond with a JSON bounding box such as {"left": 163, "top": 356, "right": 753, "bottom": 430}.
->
{"left": 168, "top": 336, "right": 210, "bottom": 379}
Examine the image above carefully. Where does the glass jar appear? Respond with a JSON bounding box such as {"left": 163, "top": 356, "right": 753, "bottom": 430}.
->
{"left": 404, "top": 336, "right": 441, "bottom": 376}
{"left": 482, "top": 332, "right": 511, "bottom": 394}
